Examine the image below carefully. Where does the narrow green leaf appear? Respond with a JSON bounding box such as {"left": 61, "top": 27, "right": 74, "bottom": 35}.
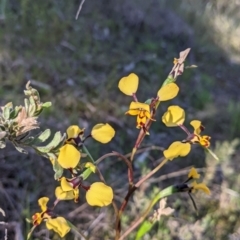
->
{"left": 53, "top": 160, "right": 63, "bottom": 179}
{"left": 30, "top": 129, "right": 51, "bottom": 145}
{"left": 24, "top": 99, "right": 30, "bottom": 113}
{"left": 9, "top": 106, "right": 22, "bottom": 119}
{"left": 135, "top": 221, "right": 155, "bottom": 240}
{"left": 205, "top": 148, "right": 219, "bottom": 161}
{"left": 3, "top": 107, "right": 10, "bottom": 120}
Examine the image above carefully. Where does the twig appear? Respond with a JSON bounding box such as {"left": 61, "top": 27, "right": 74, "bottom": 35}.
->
{"left": 75, "top": 0, "right": 86, "bottom": 20}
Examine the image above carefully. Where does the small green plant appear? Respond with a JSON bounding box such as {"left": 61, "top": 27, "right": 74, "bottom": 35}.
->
{"left": 0, "top": 48, "right": 218, "bottom": 239}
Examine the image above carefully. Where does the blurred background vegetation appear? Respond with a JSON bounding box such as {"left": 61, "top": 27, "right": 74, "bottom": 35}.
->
{"left": 1, "top": 0, "right": 240, "bottom": 239}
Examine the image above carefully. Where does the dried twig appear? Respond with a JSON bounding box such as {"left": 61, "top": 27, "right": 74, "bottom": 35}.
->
{"left": 75, "top": 0, "right": 86, "bottom": 20}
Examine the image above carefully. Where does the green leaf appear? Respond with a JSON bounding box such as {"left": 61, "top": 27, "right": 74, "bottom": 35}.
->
{"left": 24, "top": 99, "right": 30, "bottom": 113}
{"left": 161, "top": 75, "right": 175, "bottom": 87}
{"left": 28, "top": 103, "right": 36, "bottom": 116}
{"left": 35, "top": 131, "right": 65, "bottom": 153}
{"left": 28, "top": 129, "right": 51, "bottom": 145}
{"left": 135, "top": 221, "right": 155, "bottom": 240}
{"left": 53, "top": 160, "right": 63, "bottom": 179}
{"left": 3, "top": 106, "right": 10, "bottom": 120}
{"left": 42, "top": 102, "right": 52, "bottom": 108}
{"left": 144, "top": 99, "right": 152, "bottom": 105}
{"left": 51, "top": 133, "right": 66, "bottom": 152}
{"left": 9, "top": 106, "right": 22, "bottom": 119}
{"left": 205, "top": 148, "right": 219, "bottom": 161}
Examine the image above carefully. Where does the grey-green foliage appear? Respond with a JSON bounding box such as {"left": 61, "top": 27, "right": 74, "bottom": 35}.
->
{"left": 0, "top": 81, "right": 66, "bottom": 162}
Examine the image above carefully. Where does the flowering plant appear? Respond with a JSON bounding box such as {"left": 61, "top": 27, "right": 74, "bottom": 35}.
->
{"left": 0, "top": 48, "right": 218, "bottom": 239}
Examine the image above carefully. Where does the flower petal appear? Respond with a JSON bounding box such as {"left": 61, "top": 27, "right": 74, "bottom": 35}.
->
{"left": 38, "top": 197, "right": 49, "bottom": 212}
{"left": 157, "top": 83, "right": 179, "bottom": 101}
{"left": 192, "top": 181, "right": 211, "bottom": 195}
{"left": 61, "top": 177, "right": 73, "bottom": 191}
{"left": 46, "top": 217, "right": 71, "bottom": 237}
{"left": 91, "top": 123, "right": 115, "bottom": 144}
{"left": 118, "top": 73, "right": 139, "bottom": 96}
{"left": 188, "top": 167, "right": 200, "bottom": 179}
{"left": 85, "top": 162, "right": 96, "bottom": 173}
{"left": 162, "top": 105, "right": 185, "bottom": 127}
{"left": 163, "top": 141, "right": 191, "bottom": 160}
{"left": 128, "top": 101, "right": 150, "bottom": 112}
{"left": 32, "top": 212, "right": 42, "bottom": 226}
{"left": 55, "top": 186, "right": 76, "bottom": 200}
{"left": 190, "top": 120, "right": 203, "bottom": 135}
{"left": 66, "top": 125, "right": 82, "bottom": 139}
{"left": 199, "top": 135, "right": 211, "bottom": 148}
{"left": 58, "top": 144, "right": 80, "bottom": 169}
{"left": 86, "top": 182, "right": 113, "bottom": 207}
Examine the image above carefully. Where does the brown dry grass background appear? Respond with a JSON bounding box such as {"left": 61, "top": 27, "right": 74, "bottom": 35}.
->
{"left": 1, "top": 0, "right": 240, "bottom": 239}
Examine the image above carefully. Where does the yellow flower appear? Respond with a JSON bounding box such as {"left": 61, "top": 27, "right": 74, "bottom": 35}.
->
{"left": 46, "top": 217, "right": 71, "bottom": 238}
{"left": 118, "top": 73, "right": 139, "bottom": 96}
{"left": 57, "top": 144, "right": 81, "bottom": 169}
{"left": 157, "top": 83, "right": 179, "bottom": 101}
{"left": 190, "top": 120, "right": 211, "bottom": 148}
{"left": 32, "top": 197, "right": 49, "bottom": 226}
{"left": 66, "top": 125, "right": 85, "bottom": 145}
{"left": 188, "top": 167, "right": 200, "bottom": 179}
{"left": 55, "top": 177, "right": 80, "bottom": 202}
{"left": 84, "top": 162, "right": 96, "bottom": 173}
{"left": 162, "top": 105, "right": 185, "bottom": 127}
{"left": 190, "top": 120, "right": 204, "bottom": 135}
{"left": 163, "top": 141, "right": 191, "bottom": 160}
{"left": 126, "top": 101, "right": 154, "bottom": 132}
{"left": 31, "top": 197, "right": 70, "bottom": 238}
{"left": 91, "top": 123, "right": 115, "bottom": 143}
{"left": 191, "top": 181, "right": 211, "bottom": 195}
{"left": 86, "top": 182, "right": 113, "bottom": 207}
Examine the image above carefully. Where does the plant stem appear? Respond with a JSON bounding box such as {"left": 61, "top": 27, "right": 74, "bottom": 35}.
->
{"left": 115, "top": 158, "right": 169, "bottom": 239}
{"left": 119, "top": 186, "right": 176, "bottom": 240}
{"left": 83, "top": 145, "right": 95, "bottom": 163}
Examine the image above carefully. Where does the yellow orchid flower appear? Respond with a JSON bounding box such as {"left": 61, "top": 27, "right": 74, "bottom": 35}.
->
{"left": 190, "top": 120, "right": 211, "bottom": 148}
{"left": 86, "top": 182, "right": 113, "bottom": 207}
{"left": 55, "top": 177, "right": 81, "bottom": 202}
{"left": 32, "top": 197, "right": 49, "bottom": 226}
{"left": 30, "top": 197, "right": 70, "bottom": 238}
{"left": 125, "top": 101, "right": 154, "bottom": 133}
{"left": 188, "top": 167, "right": 200, "bottom": 179}
{"left": 191, "top": 181, "right": 211, "bottom": 195}
{"left": 118, "top": 73, "right": 139, "bottom": 96}
{"left": 66, "top": 125, "right": 85, "bottom": 145}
